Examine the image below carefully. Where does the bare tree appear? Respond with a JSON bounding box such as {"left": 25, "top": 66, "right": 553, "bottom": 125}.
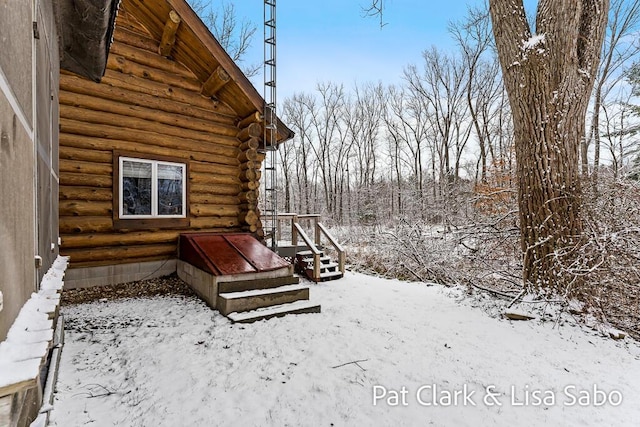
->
{"left": 382, "top": 84, "right": 431, "bottom": 217}
{"left": 282, "top": 93, "right": 316, "bottom": 213}
{"left": 188, "top": 0, "right": 260, "bottom": 77}
{"left": 450, "top": 8, "right": 503, "bottom": 184}
{"left": 404, "top": 48, "right": 470, "bottom": 192}
{"left": 344, "top": 83, "right": 385, "bottom": 223}
{"left": 600, "top": 91, "right": 638, "bottom": 178}
{"left": 362, "top": 0, "right": 387, "bottom": 28}
{"left": 585, "top": 0, "right": 640, "bottom": 181}
{"left": 489, "top": 0, "right": 609, "bottom": 294}
{"left": 307, "top": 82, "right": 346, "bottom": 217}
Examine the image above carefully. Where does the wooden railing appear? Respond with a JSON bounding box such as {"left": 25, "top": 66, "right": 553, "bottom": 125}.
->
{"left": 317, "top": 222, "right": 346, "bottom": 274}
{"left": 292, "top": 222, "right": 322, "bottom": 280}
{"left": 276, "top": 213, "right": 346, "bottom": 280}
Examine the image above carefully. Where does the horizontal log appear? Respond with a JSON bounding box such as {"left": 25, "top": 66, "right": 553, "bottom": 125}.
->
{"left": 190, "top": 204, "right": 240, "bottom": 218}
{"left": 190, "top": 182, "right": 242, "bottom": 196}
{"left": 190, "top": 216, "right": 241, "bottom": 229}
{"left": 59, "top": 89, "right": 240, "bottom": 139}
{"left": 249, "top": 223, "right": 258, "bottom": 233}
{"left": 239, "top": 137, "right": 260, "bottom": 152}
{"left": 241, "top": 181, "right": 259, "bottom": 191}
{"left": 61, "top": 133, "right": 181, "bottom": 162}
{"left": 110, "top": 40, "right": 190, "bottom": 78}
{"left": 239, "top": 205, "right": 258, "bottom": 217}
{"left": 239, "top": 191, "right": 258, "bottom": 204}
{"left": 59, "top": 172, "right": 112, "bottom": 188}
{"left": 113, "top": 26, "right": 158, "bottom": 52}
{"left": 59, "top": 121, "right": 240, "bottom": 166}
{"left": 60, "top": 186, "right": 113, "bottom": 201}
{"left": 240, "top": 160, "right": 261, "bottom": 171}
{"left": 59, "top": 159, "right": 113, "bottom": 176}
{"left": 190, "top": 193, "right": 240, "bottom": 205}
{"left": 59, "top": 108, "right": 240, "bottom": 157}
{"left": 239, "top": 210, "right": 259, "bottom": 226}
{"left": 237, "top": 149, "right": 259, "bottom": 163}
{"left": 159, "top": 10, "right": 181, "bottom": 57}
{"left": 201, "top": 66, "right": 230, "bottom": 97}
{"left": 61, "top": 230, "right": 180, "bottom": 249}
{"left": 239, "top": 168, "right": 261, "bottom": 183}
{"left": 239, "top": 202, "right": 258, "bottom": 212}
{"left": 237, "top": 123, "right": 261, "bottom": 142}
{"left": 189, "top": 161, "right": 239, "bottom": 176}
{"left": 238, "top": 111, "right": 262, "bottom": 129}
{"left": 190, "top": 171, "right": 240, "bottom": 186}
{"left": 63, "top": 244, "right": 176, "bottom": 263}
{"left": 60, "top": 200, "right": 112, "bottom": 217}
{"left": 59, "top": 216, "right": 113, "bottom": 233}
{"left": 59, "top": 146, "right": 112, "bottom": 164}
{"left": 107, "top": 53, "right": 201, "bottom": 93}
{"left": 63, "top": 71, "right": 237, "bottom": 122}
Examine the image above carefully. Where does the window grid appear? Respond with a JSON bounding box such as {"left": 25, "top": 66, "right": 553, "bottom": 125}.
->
{"left": 119, "top": 156, "right": 186, "bottom": 219}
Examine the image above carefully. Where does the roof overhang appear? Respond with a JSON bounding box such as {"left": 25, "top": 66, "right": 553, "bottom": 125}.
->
{"left": 164, "top": 0, "right": 294, "bottom": 144}
{"left": 53, "top": 0, "right": 294, "bottom": 143}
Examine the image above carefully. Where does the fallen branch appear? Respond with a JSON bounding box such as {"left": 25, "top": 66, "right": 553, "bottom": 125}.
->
{"left": 470, "top": 282, "right": 519, "bottom": 299}
{"left": 332, "top": 359, "right": 369, "bottom": 371}
{"left": 507, "top": 290, "right": 526, "bottom": 308}
{"left": 399, "top": 263, "right": 433, "bottom": 285}
{"left": 72, "top": 383, "right": 115, "bottom": 399}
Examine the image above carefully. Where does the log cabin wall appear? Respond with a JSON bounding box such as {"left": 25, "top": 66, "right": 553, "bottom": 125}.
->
{"left": 58, "top": 3, "right": 263, "bottom": 275}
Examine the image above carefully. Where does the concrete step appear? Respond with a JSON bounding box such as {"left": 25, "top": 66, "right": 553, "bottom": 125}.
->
{"left": 218, "top": 275, "right": 300, "bottom": 294}
{"left": 217, "top": 284, "right": 309, "bottom": 316}
{"left": 227, "top": 300, "right": 322, "bottom": 323}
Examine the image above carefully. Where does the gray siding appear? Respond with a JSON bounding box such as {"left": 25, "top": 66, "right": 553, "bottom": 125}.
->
{"left": 0, "top": 0, "right": 59, "bottom": 340}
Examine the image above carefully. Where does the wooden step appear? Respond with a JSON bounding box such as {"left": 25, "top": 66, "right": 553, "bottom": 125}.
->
{"left": 300, "top": 256, "right": 332, "bottom": 264}
{"left": 319, "top": 271, "right": 343, "bottom": 280}
{"left": 218, "top": 275, "right": 300, "bottom": 294}
{"left": 296, "top": 250, "right": 325, "bottom": 258}
{"left": 217, "top": 284, "right": 309, "bottom": 316}
{"left": 227, "top": 300, "right": 321, "bottom": 323}
{"left": 304, "top": 270, "right": 343, "bottom": 282}
{"left": 306, "top": 262, "right": 339, "bottom": 272}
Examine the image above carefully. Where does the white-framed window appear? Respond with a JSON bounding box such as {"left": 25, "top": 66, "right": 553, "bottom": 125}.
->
{"left": 119, "top": 157, "right": 186, "bottom": 219}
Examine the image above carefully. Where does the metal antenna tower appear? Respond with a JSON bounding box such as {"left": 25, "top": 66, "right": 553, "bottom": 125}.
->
{"left": 263, "top": 0, "right": 278, "bottom": 249}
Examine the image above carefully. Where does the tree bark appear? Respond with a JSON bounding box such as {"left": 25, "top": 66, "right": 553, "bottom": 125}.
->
{"left": 489, "top": 0, "right": 609, "bottom": 294}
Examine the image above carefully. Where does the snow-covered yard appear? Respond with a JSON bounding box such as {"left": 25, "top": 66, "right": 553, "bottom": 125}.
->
{"left": 51, "top": 272, "right": 640, "bottom": 426}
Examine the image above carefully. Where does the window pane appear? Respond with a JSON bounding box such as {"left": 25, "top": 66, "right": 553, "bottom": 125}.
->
{"left": 122, "top": 160, "right": 152, "bottom": 215}
{"left": 157, "top": 164, "right": 183, "bottom": 216}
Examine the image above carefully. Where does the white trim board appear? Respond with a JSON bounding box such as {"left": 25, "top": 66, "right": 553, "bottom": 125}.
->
{"left": 0, "top": 64, "right": 34, "bottom": 141}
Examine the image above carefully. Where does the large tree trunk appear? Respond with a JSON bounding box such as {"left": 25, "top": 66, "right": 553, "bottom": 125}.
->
{"left": 489, "top": 0, "right": 608, "bottom": 294}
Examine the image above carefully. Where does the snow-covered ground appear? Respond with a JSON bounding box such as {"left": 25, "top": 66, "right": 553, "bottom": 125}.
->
{"left": 51, "top": 272, "right": 640, "bottom": 426}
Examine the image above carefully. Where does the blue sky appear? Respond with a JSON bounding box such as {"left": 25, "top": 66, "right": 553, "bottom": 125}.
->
{"left": 220, "top": 0, "right": 640, "bottom": 105}
{"left": 225, "top": 1, "right": 488, "bottom": 100}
